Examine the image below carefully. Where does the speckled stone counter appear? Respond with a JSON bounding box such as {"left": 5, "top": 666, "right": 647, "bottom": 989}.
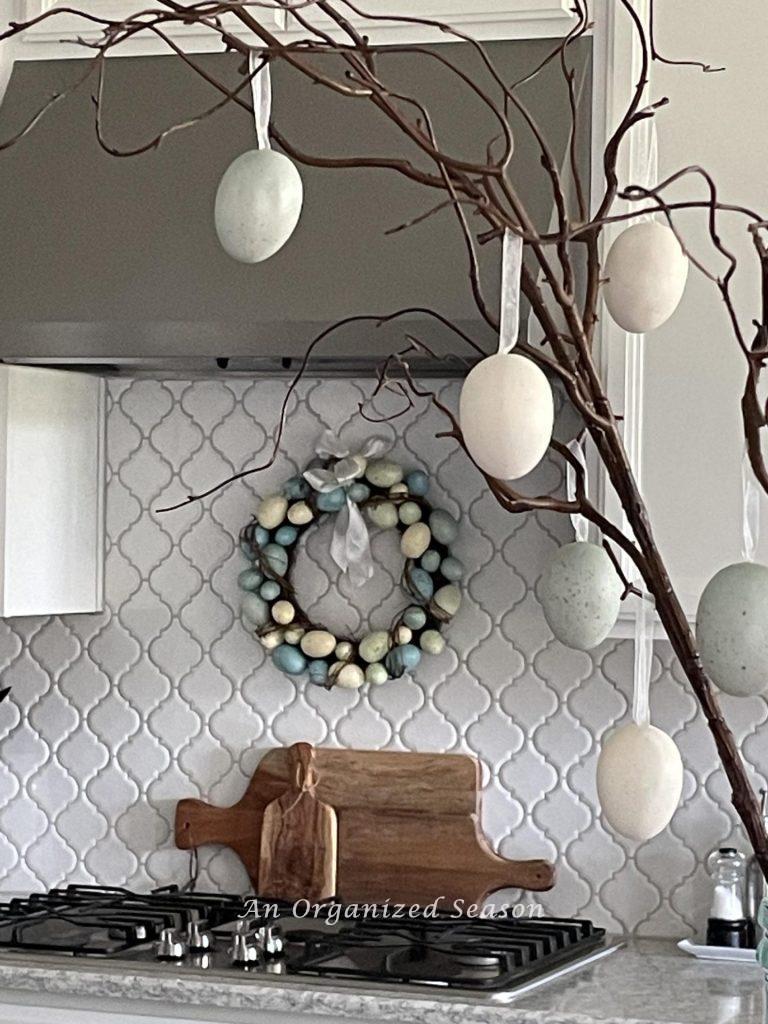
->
{"left": 0, "top": 939, "right": 762, "bottom": 1024}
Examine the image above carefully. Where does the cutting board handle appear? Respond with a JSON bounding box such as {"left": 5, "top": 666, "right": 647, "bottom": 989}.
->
{"left": 290, "top": 741, "right": 316, "bottom": 792}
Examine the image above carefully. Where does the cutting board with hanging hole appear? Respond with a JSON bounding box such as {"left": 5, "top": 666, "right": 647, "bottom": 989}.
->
{"left": 175, "top": 743, "right": 555, "bottom": 903}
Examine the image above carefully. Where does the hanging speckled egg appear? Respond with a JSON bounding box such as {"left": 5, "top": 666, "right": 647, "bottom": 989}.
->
{"left": 597, "top": 723, "right": 683, "bottom": 841}
{"left": 696, "top": 561, "right": 768, "bottom": 697}
{"left": 538, "top": 541, "right": 622, "bottom": 651}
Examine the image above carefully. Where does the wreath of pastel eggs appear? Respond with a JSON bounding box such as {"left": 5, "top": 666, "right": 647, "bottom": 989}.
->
{"left": 238, "top": 457, "right": 462, "bottom": 689}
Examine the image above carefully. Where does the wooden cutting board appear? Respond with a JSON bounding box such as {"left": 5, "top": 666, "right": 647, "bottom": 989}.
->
{"left": 175, "top": 745, "right": 555, "bottom": 904}
{"left": 258, "top": 742, "right": 337, "bottom": 901}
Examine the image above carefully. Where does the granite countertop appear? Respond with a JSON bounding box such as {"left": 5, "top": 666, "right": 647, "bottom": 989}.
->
{"left": 0, "top": 939, "right": 761, "bottom": 1024}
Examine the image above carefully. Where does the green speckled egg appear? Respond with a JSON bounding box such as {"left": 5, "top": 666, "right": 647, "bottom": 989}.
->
{"left": 275, "top": 525, "right": 298, "bottom": 546}
{"left": 440, "top": 557, "right": 464, "bottom": 582}
{"left": 402, "top": 606, "right": 427, "bottom": 630}
{"left": 366, "top": 460, "right": 403, "bottom": 488}
{"left": 349, "top": 482, "right": 371, "bottom": 503}
{"left": 539, "top": 541, "right": 622, "bottom": 651}
{"left": 367, "top": 501, "right": 398, "bottom": 530}
{"left": 242, "top": 593, "right": 269, "bottom": 627}
{"left": 405, "top": 470, "right": 429, "bottom": 497}
{"left": 696, "top": 561, "right": 768, "bottom": 697}
{"left": 272, "top": 644, "right": 307, "bottom": 675}
{"left": 386, "top": 643, "right": 421, "bottom": 677}
{"left": 359, "top": 631, "right": 390, "bottom": 663}
{"left": 408, "top": 568, "right": 434, "bottom": 603}
{"left": 421, "top": 550, "right": 441, "bottom": 573}
{"left": 420, "top": 629, "right": 445, "bottom": 655}
{"left": 238, "top": 568, "right": 264, "bottom": 592}
{"left": 398, "top": 501, "right": 422, "bottom": 525}
{"left": 429, "top": 509, "right": 459, "bottom": 545}
{"left": 434, "top": 584, "right": 461, "bottom": 617}
{"left": 260, "top": 580, "right": 281, "bottom": 601}
{"left": 366, "top": 662, "right": 389, "bottom": 685}
{"left": 262, "top": 543, "right": 288, "bottom": 577}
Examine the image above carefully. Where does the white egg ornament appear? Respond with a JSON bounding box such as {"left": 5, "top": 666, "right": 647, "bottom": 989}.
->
{"left": 603, "top": 221, "right": 688, "bottom": 333}
{"left": 696, "top": 561, "right": 768, "bottom": 697}
{"left": 538, "top": 541, "right": 622, "bottom": 650}
{"left": 214, "top": 150, "right": 303, "bottom": 263}
{"left": 597, "top": 723, "right": 683, "bottom": 841}
{"left": 459, "top": 352, "right": 554, "bottom": 480}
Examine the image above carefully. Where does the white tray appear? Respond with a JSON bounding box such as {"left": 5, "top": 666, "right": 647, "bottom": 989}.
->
{"left": 677, "top": 938, "right": 758, "bottom": 963}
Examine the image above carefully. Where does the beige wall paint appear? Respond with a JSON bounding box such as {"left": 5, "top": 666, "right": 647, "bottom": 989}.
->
{"left": 641, "top": 1, "right": 768, "bottom": 607}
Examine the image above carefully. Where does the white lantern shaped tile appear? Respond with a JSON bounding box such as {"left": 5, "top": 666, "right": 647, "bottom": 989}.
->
{"left": 695, "top": 561, "right": 768, "bottom": 697}
{"left": 538, "top": 541, "right": 622, "bottom": 651}
{"left": 215, "top": 150, "right": 303, "bottom": 264}
{"left": 597, "top": 723, "right": 683, "bottom": 841}
{"left": 603, "top": 221, "right": 688, "bottom": 333}
{"left": 459, "top": 352, "right": 554, "bottom": 480}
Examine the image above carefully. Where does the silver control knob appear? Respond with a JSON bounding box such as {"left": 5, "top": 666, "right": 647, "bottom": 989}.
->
{"left": 230, "top": 919, "right": 262, "bottom": 967}
{"left": 256, "top": 924, "right": 285, "bottom": 961}
{"left": 156, "top": 927, "right": 186, "bottom": 960}
{"left": 187, "top": 919, "right": 214, "bottom": 952}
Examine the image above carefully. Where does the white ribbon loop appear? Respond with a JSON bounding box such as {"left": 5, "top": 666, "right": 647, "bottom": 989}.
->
{"left": 498, "top": 228, "right": 523, "bottom": 354}
{"left": 303, "top": 431, "right": 392, "bottom": 586}
{"left": 742, "top": 445, "right": 760, "bottom": 563}
{"left": 249, "top": 51, "right": 272, "bottom": 151}
{"left": 565, "top": 437, "right": 589, "bottom": 544}
{"left": 632, "top": 588, "right": 654, "bottom": 728}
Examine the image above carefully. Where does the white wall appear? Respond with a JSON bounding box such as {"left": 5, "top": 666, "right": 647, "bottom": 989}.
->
{"left": 642, "top": 1, "right": 768, "bottom": 606}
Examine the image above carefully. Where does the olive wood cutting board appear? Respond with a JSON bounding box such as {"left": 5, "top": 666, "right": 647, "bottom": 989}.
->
{"left": 175, "top": 744, "right": 555, "bottom": 903}
{"left": 258, "top": 742, "right": 337, "bottom": 901}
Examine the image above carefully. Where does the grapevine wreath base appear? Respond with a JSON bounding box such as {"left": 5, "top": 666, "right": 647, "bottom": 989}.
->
{"left": 238, "top": 451, "right": 462, "bottom": 689}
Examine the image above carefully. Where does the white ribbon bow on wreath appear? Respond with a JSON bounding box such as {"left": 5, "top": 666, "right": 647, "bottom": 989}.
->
{"left": 303, "top": 431, "right": 392, "bottom": 586}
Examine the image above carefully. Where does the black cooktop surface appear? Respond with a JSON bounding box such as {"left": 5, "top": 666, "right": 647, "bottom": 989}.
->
{"left": 0, "top": 886, "right": 607, "bottom": 993}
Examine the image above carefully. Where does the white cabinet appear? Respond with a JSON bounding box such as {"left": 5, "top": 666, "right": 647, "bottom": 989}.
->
{"left": 6, "top": 0, "right": 576, "bottom": 62}
{"left": 283, "top": 0, "right": 576, "bottom": 43}
{"left": 0, "top": 366, "right": 104, "bottom": 618}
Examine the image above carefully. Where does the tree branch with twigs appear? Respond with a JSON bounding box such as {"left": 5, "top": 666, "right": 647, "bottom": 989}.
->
{"left": 3, "top": 0, "right": 768, "bottom": 879}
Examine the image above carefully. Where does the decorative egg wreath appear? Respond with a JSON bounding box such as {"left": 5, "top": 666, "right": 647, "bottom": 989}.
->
{"left": 238, "top": 453, "right": 462, "bottom": 689}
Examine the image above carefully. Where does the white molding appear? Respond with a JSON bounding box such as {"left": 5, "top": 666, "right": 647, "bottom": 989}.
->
{"left": 7, "top": 1, "right": 576, "bottom": 60}
{"left": 9, "top": 0, "right": 287, "bottom": 59}
{"left": 588, "top": 0, "right": 660, "bottom": 635}
{"left": 283, "top": 1, "right": 577, "bottom": 44}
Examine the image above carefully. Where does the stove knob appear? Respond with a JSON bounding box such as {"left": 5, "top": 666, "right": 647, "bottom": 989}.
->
{"left": 187, "top": 919, "right": 214, "bottom": 952}
{"left": 230, "top": 920, "right": 262, "bottom": 967}
{"left": 256, "top": 924, "right": 285, "bottom": 961}
{"left": 156, "top": 927, "right": 187, "bottom": 961}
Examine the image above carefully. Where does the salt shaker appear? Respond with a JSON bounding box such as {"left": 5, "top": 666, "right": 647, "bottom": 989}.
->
{"left": 706, "top": 847, "right": 751, "bottom": 948}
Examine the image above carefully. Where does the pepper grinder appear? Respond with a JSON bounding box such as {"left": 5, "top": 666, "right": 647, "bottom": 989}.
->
{"left": 706, "top": 847, "right": 751, "bottom": 948}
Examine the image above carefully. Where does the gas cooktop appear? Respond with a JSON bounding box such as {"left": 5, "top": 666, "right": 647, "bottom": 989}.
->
{"left": 0, "top": 886, "right": 612, "bottom": 997}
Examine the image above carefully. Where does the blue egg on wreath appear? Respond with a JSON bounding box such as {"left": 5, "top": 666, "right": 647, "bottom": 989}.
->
{"left": 238, "top": 444, "right": 462, "bottom": 690}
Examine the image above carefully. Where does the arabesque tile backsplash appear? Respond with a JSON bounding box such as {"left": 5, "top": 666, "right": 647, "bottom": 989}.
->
{"left": 0, "top": 377, "right": 765, "bottom": 938}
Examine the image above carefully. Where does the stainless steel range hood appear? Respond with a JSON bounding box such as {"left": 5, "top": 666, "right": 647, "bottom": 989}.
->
{"left": 0, "top": 40, "right": 590, "bottom": 375}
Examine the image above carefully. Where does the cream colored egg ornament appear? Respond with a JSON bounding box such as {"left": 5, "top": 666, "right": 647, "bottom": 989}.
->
{"left": 539, "top": 541, "right": 622, "bottom": 651}
{"left": 695, "top": 561, "right": 768, "bottom": 697}
{"left": 603, "top": 221, "right": 688, "bottom": 333}
{"left": 459, "top": 352, "right": 554, "bottom": 480}
{"left": 597, "top": 723, "right": 683, "bottom": 841}
{"left": 214, "top": 149, "right": 303, "bottom": 263}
